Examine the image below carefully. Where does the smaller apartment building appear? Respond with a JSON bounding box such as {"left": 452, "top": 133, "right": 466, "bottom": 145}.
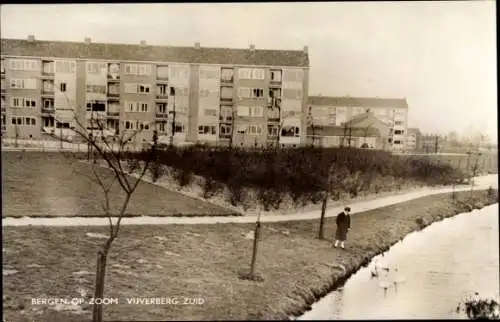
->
{"left": 307, "top": 96, "right": 409, "bottom": 152}
{"left": 406, "top": 127, "right": 421, "bottom": 152}
{"left": 1, "top": 36, "right": 310, "bottom": 147}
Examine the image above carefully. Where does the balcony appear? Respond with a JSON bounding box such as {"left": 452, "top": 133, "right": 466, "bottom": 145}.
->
{"left": 41, "top": 72, "right": 55, "bottom": 79}
{"left": 155, "top": 113, "right": 168, "bottom": 119}
{"left": 106, "top": 111, "right": 120, "bottom": 118}
{"left": 107, "top": 74, "right": 120, "bottom": 82}
{"left": 42, "top": 90, "right": 55, "bottom": 97}
{"left": 1, "top": 106, "right": 6, "bottom": 113}
{"left": 220, "top": 76, "right": 234, "bottom": 84}
{"left": 220, "top": 96, "right": 233, "bottom": 103}
{"left": 107, "top": 91, "right": 120, "bottom": 97}
{"left": 156, "top": 77, "right": 169, "bottom": 84}
{"left": 41, "top": 108, "right": 55, "bottom": 115}
{"left": 154, "top": 94, "right": 168, "bottom": 101}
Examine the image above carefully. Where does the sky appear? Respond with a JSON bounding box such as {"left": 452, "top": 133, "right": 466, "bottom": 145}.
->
{"left": 1, "top": 2, "right": 497, "bottom": 142}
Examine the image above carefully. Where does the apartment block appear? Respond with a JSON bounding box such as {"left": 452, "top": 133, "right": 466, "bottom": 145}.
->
{"left": 0, "top": 36, "right": 309, "bottom": 147}
{"left": 307, "top": 96, "right": 409, "bottom": 152}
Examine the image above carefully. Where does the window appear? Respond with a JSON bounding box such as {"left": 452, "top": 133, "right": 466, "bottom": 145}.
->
{"left": 138, "top": 65, "right": 151, "bottom": 76}
{"left": 281, "top": 126, "right": 300, "bottom": 137}
{"left": 138, "top": 122, "right": 150, "bottom": 130}
{"left": 140, "top": 103, "right": 149, "bottom": 112}
{"left": 25, "top": 117, "right": 36, "bottom": 126}
{"left": 156, "top": 84, "right": 167, "bottom": 96}
{"left": 238, "top": 68, "right": 252, "bottom": 79}
{"left": 124, "top": 64, "right": 138, "bottom": 75}
{"left": 10, "top": 79, "right": 37, "bottom": 89}
{"left": 124, "top": 83, "right": 137, "bottom": 94}
{"left": 11, "top": 97, "right": 22, "bottom": 108}
{"left": 156, "top": 65, "right": 169, "bottom": 79}
{"left": 249, "top": 106, "right": 263, "bottom": 117}
{"left": 394, "top": 121, "right": 403, "bottom": 126}
{"left": 43, "top": 80, "right": 54, "bottom": 92}
{"left": 268, "top": 125, "right": 279, "bottom": 136}
{"left": 86, "top": 85, "right": 106, "bottom": 93}
{"left": 43, "top": 99, "right": 54, "bottom": 109}
{"left": 108, "top": 84, "right": 120, "bottom": 94}
{"left": 86, "top": 100, "right": 106, "bottom": 112}
{"left": 198, "top": 125, "right": 217, "bottom": 135}
{"left": 60, "top": 82, "right": 67, "bottom": 92}
{"left": 126, "top": 101, "right": 136, "bottom": 112}
{"left": 252, "top": 69, "right": 265, "bottom": 80}
{"left": 124, "top": 120, "right": 134, "bottom": 130}
{"left": 11, "top": 117, "right": 23, "bottom": 125}
{"left": 394, "top": 130, "right": 404, "bottom": 135}
{"left": 174, "top": 124, "right": 185, "bottom": 133}
{"left": 0, "top": 59, "right": 4, "bottom": 73}
{"left": 200, "top": 69, "right": 218, "bottom": 79}
{"left": 24, "top": 99, "right": 36, "bottom": 108}
{"left": 270, "top": 70, "right": 282, "bottom": 82}
{"left": 252, "top": 88, "right": 264, "bottom": 98}
{"left": 204, "top": 109, "right": 217, "bottom": 117}
{"left": 394, "top": 140, "right": 401, "bottom": 144}
{"left": 9, "top": 59, "right": 40, "bottom": 71}
{"left": 170, "top": 66, "right": 189, "bottom": 79}
{"left": 42, "top": 61, "right": 55, "bottom": 74}
{"left": 138, "top": 84, "right": 151, "bottom": 94}
{"left": 220, "top": 124, "right": 232, "bottom": 136}
{"left": 235, "top": 124, "right": 247, "bottom": 134}
{"left": 157, "top": 121, "right": 167, "bottom": 133}
{"left": 157, "top": 103, "right": 167, "bottom": 114}
{"left": 237, "top": 105, "right": 250, "bottom": 117}
{"left": 283, "top": 69, "right": 304, "bottom": 82}
{"left": 87, "top": 62, "right": 106, "bottom": 74}
{"left": 248, "top": 124, "right": 262, "bottom": 135}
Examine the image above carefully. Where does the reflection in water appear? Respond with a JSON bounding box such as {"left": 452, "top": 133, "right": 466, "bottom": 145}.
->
{"left": 299, "top": 204, "right": 500, "bottom": 320}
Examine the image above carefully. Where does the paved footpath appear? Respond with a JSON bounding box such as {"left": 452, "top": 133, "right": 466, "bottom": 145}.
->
{"left": 2, "top": 174, "right": 498, "bottom": 227}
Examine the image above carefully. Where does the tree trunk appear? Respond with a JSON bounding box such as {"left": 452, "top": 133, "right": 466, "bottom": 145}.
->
{"left": 249, "top": 221, "right": 261, "bottom": 279}
{"left": 92, "top": 245, "right": 111, "bottom": 322}
{"left": 318, "top": 193, "right": 328, "bottom": 240}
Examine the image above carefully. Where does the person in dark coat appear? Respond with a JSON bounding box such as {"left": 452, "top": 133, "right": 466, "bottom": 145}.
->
{"left": 334, "top": 206, "right": 351, "bottom": 249}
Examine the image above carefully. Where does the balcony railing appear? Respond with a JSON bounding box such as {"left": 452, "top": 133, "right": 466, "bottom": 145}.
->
{"left": 220, "top": 76, "right": 234, "bottom": 83}
{"left": 220, "top": 97, "right": 233, "bottom": 102}
{"left": 107, "top": 91, "right": 120, "bottom": 97}
{"left": 155, "top": 94, "right": 168, "bottom": 100}
{"left": 42, "top": 107, "right": 55, "bottom": 114}
{"left": 107, "top": 75, "right": 120, "bottom": 81}
{"left": 107, "top": 111, "right": 120, "bottom": 117}
{"left": 155, "top": 113, "right": 168, "bottom": 119}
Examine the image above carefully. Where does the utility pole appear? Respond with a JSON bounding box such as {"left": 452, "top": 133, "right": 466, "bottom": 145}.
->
{"left": 169, "top": 86, "right": 176, "bottom": 148}
{"left": 347, "top": 121, "right": 352, "bottom": 147}
{"left": 434, "top": 135, "right": 439, "bottom": 154}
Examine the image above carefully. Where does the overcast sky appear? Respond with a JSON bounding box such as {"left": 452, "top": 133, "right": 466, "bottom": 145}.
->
{"left": 1, "top": 2, "right": 496, "bottom": 141}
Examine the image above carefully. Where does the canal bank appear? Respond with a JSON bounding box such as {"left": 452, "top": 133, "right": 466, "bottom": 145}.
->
{"left": 2, "top": 190, "right": 498, "bottom": 321}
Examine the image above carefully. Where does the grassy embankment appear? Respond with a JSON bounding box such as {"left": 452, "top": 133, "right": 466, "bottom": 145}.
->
{"left": 2, "top": 189, "right": 498, "bottom": 322}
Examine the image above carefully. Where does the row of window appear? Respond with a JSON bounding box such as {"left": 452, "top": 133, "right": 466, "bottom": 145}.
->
{"left": 238, "top": 87, "right": 265, "bottom": 99}
{"left": 124, "top": 120, "right": 151, "bottom": 131}
{"left": 125, "top": 101, "right": 150, "bottom": 113}
{"left": 11, "top": 116, "right": 37, "bottom": 126}
{"left": 238, "top": 68, "right": 266, "bottom": 80}
{"left": 10, "top": 78, "right": 37, "bottom": 90}
{"left": 124, "top": 64, "right": 153, "bottom": 76}
{"left": 236, "top": 105, "right": 264, "bottom": 117}
{"left": 86, "top": 84, "right": 107, "bottom": 94}
{"left": 11, "top": 97, "right": 37, "bottom": 108}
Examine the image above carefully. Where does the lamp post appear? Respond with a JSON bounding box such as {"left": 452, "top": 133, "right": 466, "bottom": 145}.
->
{"left": 169, "top": 86, "right": 176, "bottom": 147}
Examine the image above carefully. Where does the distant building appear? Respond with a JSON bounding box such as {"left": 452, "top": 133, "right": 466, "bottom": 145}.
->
{"left": 406, "top": 127, "right": 421, "bottom": 151}
{"left": 307, "top": 95, "right": 409, "bottom": 151}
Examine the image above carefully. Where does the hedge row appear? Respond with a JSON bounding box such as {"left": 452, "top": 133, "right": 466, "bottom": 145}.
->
{"left": 126, "top": 145, "right": 465, "bottom": 209}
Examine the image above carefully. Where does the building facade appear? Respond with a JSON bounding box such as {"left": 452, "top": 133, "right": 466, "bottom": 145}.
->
{"left": 307, "top": 96, "right": 409, "bottom": 152}
{"left": 405, "top": 127, "right": 421, "bottom": 152}
{"left": 1, "top": 36, "right": 310, "bottom": 147}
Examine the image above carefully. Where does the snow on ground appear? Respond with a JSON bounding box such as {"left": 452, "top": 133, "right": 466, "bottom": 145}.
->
{"left": 2, "top": 174, "right": 497, "bottom": 227}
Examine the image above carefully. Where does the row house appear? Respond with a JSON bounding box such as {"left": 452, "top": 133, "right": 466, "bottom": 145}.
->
{"left": 0, "top": 36, "right": 310, "bottom": 147}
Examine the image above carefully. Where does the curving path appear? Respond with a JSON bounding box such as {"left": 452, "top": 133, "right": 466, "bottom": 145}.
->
{"left": 2, "top": 174, "right": 498, "bottom": 227}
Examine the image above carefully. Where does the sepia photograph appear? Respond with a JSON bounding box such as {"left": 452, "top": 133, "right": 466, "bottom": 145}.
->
{"left": 1, "top": 2, "right": 498, "bottom": 321}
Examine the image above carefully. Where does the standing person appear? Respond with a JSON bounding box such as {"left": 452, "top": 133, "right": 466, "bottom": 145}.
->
{"left": 334, "top": 206, "right": 351, "bottom": 249}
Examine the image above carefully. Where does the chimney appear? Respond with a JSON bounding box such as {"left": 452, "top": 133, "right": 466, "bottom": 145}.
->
{"left": 303, "top": 46, "right": 308, "bottom": 54}
{"left": 140, "top": 40, "right": 147, "bottom": 46}
{"left": 194, "top": 42, "right": 200, "bottom": 49}
{"left": 249, "top": 44, "right": 255, "bottom": 51}
{"left": 27, "top": 35, "right": 35, "bottom": 42}
{"left": 84, "top": 37, "right": 91, "bottom": 44}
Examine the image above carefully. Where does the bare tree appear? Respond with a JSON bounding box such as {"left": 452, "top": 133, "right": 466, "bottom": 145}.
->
{"left": 56, "top": 90, "right": 161, "bottom": 322}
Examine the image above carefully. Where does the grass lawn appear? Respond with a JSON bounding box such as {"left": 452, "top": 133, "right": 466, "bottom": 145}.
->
{"left": 2, "top": 151, "right": 237, "bottom": 218}
{"left": 2, "top": 190, "right": 498, "bottom": 322}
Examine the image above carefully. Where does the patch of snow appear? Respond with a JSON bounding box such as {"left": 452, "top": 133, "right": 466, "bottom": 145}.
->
{"left": 282, "top": 230, "right": 290, "bottom": 236}
{"left": 111, "top": 263, "right": 131, "bottom": 269}
{"left": 26, "top": 263, "right": 45, "bottom": 268}
{"left": 3, "top": 269, "right": 19, "bottom": 276}
{"left": 113, "top": 269, "right": 138, "bottom": 277}
{"left": 50, "top": 302, "right": 85, "bottom": 314}
{"left": 243, "top": 231, "right": 254, "bottom": 240}
{"left": 154, "top": 236, "right": 167, "bottom": 241}
{"left": 72, "top": 270, "right": 93, "bottom": 276}
{"left": 164, "top": 251, "right": 181, "bottom": 257}
{"left": 137, "top": 259, "right": 148, "bottom": 264}
{"left": 156, "top": 264, "right": 163, "bottom": 269}
{"left": 85, "top": 232, "right": 109, "bottom": 239}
